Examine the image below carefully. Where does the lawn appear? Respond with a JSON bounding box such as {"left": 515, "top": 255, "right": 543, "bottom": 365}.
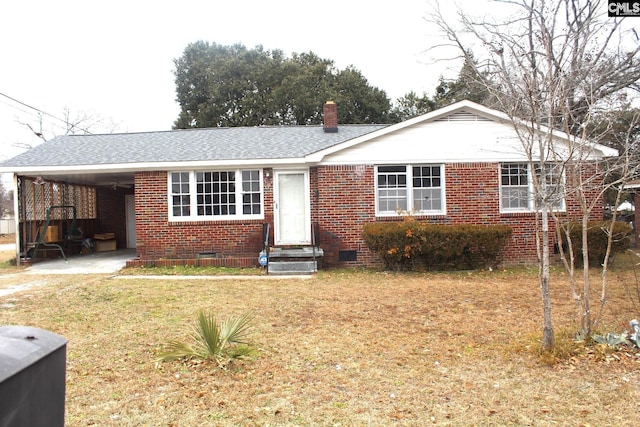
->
{"left": 1, "top": 261, "right": 640, "bottom": 426}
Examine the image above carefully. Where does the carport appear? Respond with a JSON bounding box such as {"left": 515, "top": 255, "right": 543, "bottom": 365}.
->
{"left": 6, "top": 173, "right": 136, "bottom": 265}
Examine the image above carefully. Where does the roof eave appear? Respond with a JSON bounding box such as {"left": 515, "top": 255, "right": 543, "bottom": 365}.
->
{"left": 0, "top": 157, "right": 312, "bottom": 176}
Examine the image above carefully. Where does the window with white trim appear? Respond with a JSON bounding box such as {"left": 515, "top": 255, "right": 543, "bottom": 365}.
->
{"left": 500, "top": 163, "right": 565, "bottom": 212}
{"left": 376, "top": 165, "right": 444, "bottom": 215}
{"left": 500, "top": 163, "right": 529, "bottom": 210}
{"left": 171, "top": 172, "right": 191, "bottom": 216}
{"left": 169, "top": 169, "right": 263, "bottom": 221}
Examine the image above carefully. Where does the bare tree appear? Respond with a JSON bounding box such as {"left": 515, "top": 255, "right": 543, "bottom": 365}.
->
{"left": 2, "top": 92, "right": 112, "bottom": 148}
{"left": 428, "top": 0, "right": 640, "bottom": 351}
{"left": 12, "top": 107, "right": 121, "bottom": 153}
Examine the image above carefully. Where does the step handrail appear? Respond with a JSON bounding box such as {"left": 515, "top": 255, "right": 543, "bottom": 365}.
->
{"left": 311, "top": 223, "right": 317, "bottom": 273}
{"left": 263, "top": 223, "right": 271, "bottom": 274}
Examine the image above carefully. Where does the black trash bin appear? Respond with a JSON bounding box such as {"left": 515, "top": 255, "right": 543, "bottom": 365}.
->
{"left": 0, "top": 325, "right": 67, "bottom": 427}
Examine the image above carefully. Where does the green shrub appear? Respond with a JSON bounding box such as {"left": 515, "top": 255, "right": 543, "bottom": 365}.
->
{"left": 560, "top": 221, "right": 633, "bottom": 266}
{"left": 362, "top": 219, "right": 512, "bottom": 271}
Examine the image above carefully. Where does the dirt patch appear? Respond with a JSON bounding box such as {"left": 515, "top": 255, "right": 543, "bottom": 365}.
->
{"left": 0, "top": 267, "right": 639, "bottom": 426}
{"left": 0, "top": 234, "right": 15, "bottom": 244}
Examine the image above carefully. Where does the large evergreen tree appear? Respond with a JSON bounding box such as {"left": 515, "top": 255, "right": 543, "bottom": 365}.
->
{"left": 173, "top": 42, "right": 394, "bottom": 128}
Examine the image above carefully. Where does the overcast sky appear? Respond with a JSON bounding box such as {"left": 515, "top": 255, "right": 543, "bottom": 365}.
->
{"left": 0, "top": 0, "right": 486, "bottom": 161}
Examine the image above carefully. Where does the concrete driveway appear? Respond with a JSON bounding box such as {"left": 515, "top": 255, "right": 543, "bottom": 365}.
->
{"left": 0, "top": 248, "right": 136, "bottom": 298}
{"left": 24, "top": 249, "right": 136, "bottom": 275}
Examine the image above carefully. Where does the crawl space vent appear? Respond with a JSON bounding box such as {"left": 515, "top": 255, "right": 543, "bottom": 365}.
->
{"left": 338, "top": 250, "right": 357, "bottom": 262}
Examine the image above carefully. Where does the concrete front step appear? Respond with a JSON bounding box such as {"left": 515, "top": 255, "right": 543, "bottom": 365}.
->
{"left": 268, "top": 247, "right": 324, "bottom": 258}
{"left": 267, "top": 260, "right": 317, "bottom": 275}
{"left": 266, "top": 247, "right": 323, "bottom": 275}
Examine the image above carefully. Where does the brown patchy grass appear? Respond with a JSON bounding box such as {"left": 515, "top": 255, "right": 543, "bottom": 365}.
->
{"left": 0, "top": 234, "right": 15, "bottom": 244}
{"left": 0, "top": 234, "right": 21, "bottom": 274}
{"left": 1, "top": 263, "right": 640, "bottom": 426}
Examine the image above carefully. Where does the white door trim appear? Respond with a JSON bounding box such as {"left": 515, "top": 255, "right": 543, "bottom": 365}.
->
{"left": 273, "top": 169, "right": 311, "bottom": 245}
{"left": 125, "top": 194, "right": 137, "bottom": 249}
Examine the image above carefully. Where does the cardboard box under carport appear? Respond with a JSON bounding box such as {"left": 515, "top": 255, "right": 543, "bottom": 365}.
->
{"left": 94, "top": 233, "right": 116, "bottom": 252}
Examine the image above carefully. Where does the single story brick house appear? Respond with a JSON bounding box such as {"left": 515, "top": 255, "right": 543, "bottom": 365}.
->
{"left": 0, "top": 100, "right": 617, "bottom": 270}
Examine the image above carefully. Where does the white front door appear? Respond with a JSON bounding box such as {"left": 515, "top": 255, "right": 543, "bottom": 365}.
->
{"left": 274, "top": 170, "right": 310, "bottom": 245}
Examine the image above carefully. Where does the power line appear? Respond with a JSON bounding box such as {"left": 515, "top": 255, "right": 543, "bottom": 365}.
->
{"left": 0, "top": 91, "right": 93, "bottom": 135}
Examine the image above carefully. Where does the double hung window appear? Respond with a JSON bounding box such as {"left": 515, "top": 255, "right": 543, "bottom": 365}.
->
{"left": 500, "top": 163, "right": 565, "bottom": 212}
{"left": 376, "top": 165, "right": 444, "bottom": 215}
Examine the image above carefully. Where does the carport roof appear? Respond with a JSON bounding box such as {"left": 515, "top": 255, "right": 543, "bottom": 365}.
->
{"left": 0, "top": 124, "right": 386, "bottom": 168}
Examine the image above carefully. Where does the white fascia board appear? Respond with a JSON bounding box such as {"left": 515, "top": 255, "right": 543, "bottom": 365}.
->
{"left": 148, "top": 158, "right": 309, "bottom": 170}
{"left": 0, "top": 158, "right": 310, "bottom": 175}
{"left": 0, "top": 164, "right": 137, "bottom": 175}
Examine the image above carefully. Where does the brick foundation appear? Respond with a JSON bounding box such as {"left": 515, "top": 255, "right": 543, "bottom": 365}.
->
{"left": 126, "top": 256, "right": 258, "bottom": 269}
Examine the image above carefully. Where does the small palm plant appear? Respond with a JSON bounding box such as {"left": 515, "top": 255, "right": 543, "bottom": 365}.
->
{"left": 158, "top": 310, "right": 255, "bottom": 368}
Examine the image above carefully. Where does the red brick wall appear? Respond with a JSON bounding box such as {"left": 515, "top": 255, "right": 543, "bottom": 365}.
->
{"left": 569, "top": 162, "right": 604, "bottom": 219}
{"left": 134, "top": 170, "right": 272, "bottom": 260}
{"left": 313, "top": 165, "right": 377, "bottom": 266}
{"left": 313, "top": 162, "right": 606, "bottom": 268}
{"left": 132, "top": 162, "right": 605, "bottom": 268}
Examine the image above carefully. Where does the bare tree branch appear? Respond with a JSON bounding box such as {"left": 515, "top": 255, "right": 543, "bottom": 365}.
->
{"left": 430, "top": 0, "right": 640, "bottom": 350}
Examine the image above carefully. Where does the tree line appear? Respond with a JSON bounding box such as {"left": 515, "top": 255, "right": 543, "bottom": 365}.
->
{"left": 173, "top": 42, "right": 394, "bottom": 128}
{"left": 173, "top": 40, "right": 639, "bottom": 161}
{"left": 172, "top": 41, "right": 500, "bottom": 128}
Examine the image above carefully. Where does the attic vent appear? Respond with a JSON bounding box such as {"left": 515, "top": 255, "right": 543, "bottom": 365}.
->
{"left": 435, "top": 111, "right": 491, "bottom": 122}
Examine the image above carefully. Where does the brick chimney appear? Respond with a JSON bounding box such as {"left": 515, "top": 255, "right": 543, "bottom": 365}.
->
{"left": 323, "top": 100, "right": 338, "bottom": 133}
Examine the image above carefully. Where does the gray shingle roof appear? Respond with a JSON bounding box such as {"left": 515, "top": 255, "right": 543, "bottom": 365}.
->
{"left": 1, "top": 124, "right": 386, "bottom": 168}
